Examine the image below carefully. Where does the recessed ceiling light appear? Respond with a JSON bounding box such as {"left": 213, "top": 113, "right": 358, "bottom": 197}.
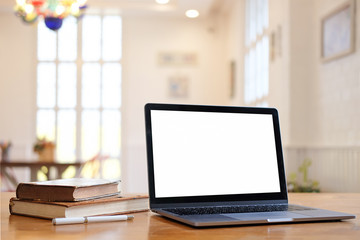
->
{"left": 156, "top": 0, "right": 170, "bottom": 4}
{"left": 185, "top": 9, "right": 199, "bottom": 18}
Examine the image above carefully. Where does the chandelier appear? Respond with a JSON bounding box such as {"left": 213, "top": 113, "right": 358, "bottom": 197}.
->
{"left": 14, "top": 0, "right": 88, "bottom": 31}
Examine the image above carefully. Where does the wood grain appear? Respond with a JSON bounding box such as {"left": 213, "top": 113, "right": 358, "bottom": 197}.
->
{"left": 1, "top": 192, "right": 360, "bottom": 240}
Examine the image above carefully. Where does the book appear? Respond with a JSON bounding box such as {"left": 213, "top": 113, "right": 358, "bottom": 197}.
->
{"left": 16, "top": 178, "right": 121, "bottom": 202}
{"left": 9, "top": 194, "right": 149, "bottom": 219}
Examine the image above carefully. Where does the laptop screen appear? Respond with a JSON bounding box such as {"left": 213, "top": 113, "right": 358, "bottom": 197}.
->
{"left": 145, "top": 104, "right": 288, "bottom": 204}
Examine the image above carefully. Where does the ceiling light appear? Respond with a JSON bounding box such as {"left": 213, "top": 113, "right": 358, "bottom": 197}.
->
{"left": 185, "top": 9, "right": 199, "bottom": 18}
{"left": 156, "top": 0, "right": 170, "bottom": 4}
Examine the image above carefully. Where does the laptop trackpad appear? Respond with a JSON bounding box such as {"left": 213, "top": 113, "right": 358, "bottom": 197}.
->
{"left": 222, "top": 212, "right": 306, "bottom": 220}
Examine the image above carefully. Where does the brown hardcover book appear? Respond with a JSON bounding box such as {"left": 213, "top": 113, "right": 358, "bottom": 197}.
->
{"left": 16, "top": 178, "right": 121, "bottom": 202}
{"left": 9, "top": 195, "right": 149, "bottom": 219}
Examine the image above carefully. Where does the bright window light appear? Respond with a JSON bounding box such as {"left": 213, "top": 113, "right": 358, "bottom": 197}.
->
{"left": 36, "top": 15, "right": 122, "bottom": 180}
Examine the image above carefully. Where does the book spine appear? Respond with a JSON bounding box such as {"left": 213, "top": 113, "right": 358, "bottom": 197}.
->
{"left": 16, "top": 184, "right": 76, "bottom": 201}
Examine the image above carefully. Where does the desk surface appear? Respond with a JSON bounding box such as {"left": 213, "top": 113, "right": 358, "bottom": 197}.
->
{"left": 1, "top": 192, "right": 359, "bottom": 240}
{"left": 0, "top": 162, "right": 82, "bottom": 167}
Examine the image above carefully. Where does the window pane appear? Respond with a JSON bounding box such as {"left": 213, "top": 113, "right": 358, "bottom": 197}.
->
{"left": 263, "top": 36, "right": 269, "bottom": 96}
{"left": 249, "top": 49, "right": 256, "bottom": 103}
{"left": 81, "top": 110, "right": 100, "bottom": 160}
{"left": 257, "top": 0, "right": 263, "bottom": 35}
{"left": 36, "top": 110, "right": 55, "bottom": 141}
{"left": 256, "top": 43, "right": 262, "bottom": 99}
{"left": 82, "top": 15, "right": 101, "bottom": 61}
{"left": 103, "top": 16, "right": 122, "bottom": 61}
{"left": 36, "top": 14, "right": 122, "bottom": 169}
{"left": 38, "top": 21, "right": 56, "bottom": 61}
{"left": 58, "top": 17, "right": 77, "bottom": 61}
{"left": 264, "top": 0, "right": 269, "bottom": 29}
{"left": 244, "top": 0, "right": 269, "bottom": 105}
{"left": 57, "top": 110, "right": 76, "bottom": 162}
{"left": 58, "top": 63, "right": 77, "bottom": 108}
{"left": 102, "top": 110, "right": 120, "bottom": 157}
{"left": 249, "top": 0, "right": 257, "bottom": 43}
{"left": 82, "top": 63, "right": 101, "bottom": 108}
{"left": 102, "top": 158, "right": 121, "bottom": 179}
{"left": 37, "top": 63, "right": 56, "bottom": 108}
{"left": 102, "top": 63, "right": 121, "bottom": 108}
{"left": 244, "top": 54, "right": 250, "bottom": 103}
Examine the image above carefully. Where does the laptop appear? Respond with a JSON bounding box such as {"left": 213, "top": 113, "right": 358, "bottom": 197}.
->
{"left": 144, "top": 103, "right": 355, "bottom": 227}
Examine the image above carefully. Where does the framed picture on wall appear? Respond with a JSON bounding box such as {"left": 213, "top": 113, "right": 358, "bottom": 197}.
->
{"left": 321, "top": 0, "right": 356, "bottom": 62}
{"left": 158, "top": 52, "right": 197, "bottom": 66}
{"left": 168, "top": 75, "right": 189, "bottom": 98}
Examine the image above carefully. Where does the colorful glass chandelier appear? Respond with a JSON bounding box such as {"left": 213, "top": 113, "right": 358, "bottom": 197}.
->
{"left": 14, "top": 0, "right": 88, "bottom": 31}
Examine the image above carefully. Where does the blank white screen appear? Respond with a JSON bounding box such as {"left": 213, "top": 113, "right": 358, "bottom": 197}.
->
{"left": 151, "top": 110, "right": 280, "bottom": 198}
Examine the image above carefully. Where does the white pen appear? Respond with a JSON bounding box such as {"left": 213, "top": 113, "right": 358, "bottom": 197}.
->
{"left": 52, "top": 215, "right": 134, "bottom": 225}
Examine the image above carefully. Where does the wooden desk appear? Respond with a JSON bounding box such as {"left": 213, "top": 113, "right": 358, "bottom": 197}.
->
{"left": 1, "top": 192, "right": 359, "bottom": 240}
{"left": 0, "top": 162, "right": 82, "bottom": 189}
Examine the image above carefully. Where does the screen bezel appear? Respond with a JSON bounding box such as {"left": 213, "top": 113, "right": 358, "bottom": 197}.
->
{"left": 144, "top": 103, "right": 288, "bottom": 205}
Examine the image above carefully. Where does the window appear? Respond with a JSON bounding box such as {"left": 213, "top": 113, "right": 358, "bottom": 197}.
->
{"left": 244, "top": 0, "right": 269, "bottom": 107}
{"left": 36, "top": 15, "right": 122, "bottom": 179}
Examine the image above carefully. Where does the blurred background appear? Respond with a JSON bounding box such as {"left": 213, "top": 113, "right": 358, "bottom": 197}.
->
{"left": 0, "top": 0, "right": 359, "bottom": 193}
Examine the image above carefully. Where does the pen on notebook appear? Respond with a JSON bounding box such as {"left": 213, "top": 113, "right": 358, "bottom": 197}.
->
{"left": 52, "top": 215, "right": 134, "bottom": 225}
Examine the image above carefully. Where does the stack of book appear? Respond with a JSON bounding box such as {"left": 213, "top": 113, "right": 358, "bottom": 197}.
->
{"left": 9, "top": 178, "right": 149, "bottom": 219}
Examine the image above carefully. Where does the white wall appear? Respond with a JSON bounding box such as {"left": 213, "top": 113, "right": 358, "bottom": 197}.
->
{"left": 225, "top": 0, "right": 245, "bottom": 106}
{"left": 312, "top": 0, "right": 360, "bottom": 147}
{"left": 283, "top": 0, "right": 360, "bottom": 192}
{"left": 0, "top": 10, "right": 37, "bottom": 160}
{"left": 120, "top": 15, "right": 229, "bottom": 193}
{"left": 287, "top": 0, "right": 360, "bottom": 148}
{"left": 265, "top": 0, "right": 360, "bottom": 149}
{"left": 268, "top": 0, "right": 291, "bottom": 145}
{"left": 288, "top": 0, "right": 317, "bottom": 147}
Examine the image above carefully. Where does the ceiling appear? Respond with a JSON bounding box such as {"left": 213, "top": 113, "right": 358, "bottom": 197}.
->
{"left": 1, "top": 0, "right": 224, "bottom": 18}
{"left": 88, "top": 0, "right": 220, "bottom": 18}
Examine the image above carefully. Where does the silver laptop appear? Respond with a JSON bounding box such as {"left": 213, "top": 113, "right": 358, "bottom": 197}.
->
{"left": 144, "top": 103, "right": 355, "bottom": 227}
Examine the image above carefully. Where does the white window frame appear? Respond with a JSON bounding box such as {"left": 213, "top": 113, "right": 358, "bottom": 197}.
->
{"left": 36, "top": 14, "right": 122, "bottom": 171}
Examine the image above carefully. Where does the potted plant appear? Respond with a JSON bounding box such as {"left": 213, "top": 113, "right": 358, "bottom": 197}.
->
{"left": 33, "top": 138, "right": 56, "bottom": 162}
{"left": 287, "top": 158, "right": 320, "bottom": 193}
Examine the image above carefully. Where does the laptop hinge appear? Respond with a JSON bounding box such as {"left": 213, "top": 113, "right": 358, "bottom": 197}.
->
{"left": 151, "top": 199, "right": 288, "bottom": 209}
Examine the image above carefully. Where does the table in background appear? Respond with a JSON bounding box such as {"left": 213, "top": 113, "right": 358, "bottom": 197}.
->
{"left": 1, "top": 192, "right": 359, "bottom": 240}
{"left": 0, "top": 162, "right": 82, "bottom": 189}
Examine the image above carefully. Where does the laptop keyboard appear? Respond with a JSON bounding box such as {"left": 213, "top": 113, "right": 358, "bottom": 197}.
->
{"left": 165, "top": 204, "right": 312, "bottom": 215}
